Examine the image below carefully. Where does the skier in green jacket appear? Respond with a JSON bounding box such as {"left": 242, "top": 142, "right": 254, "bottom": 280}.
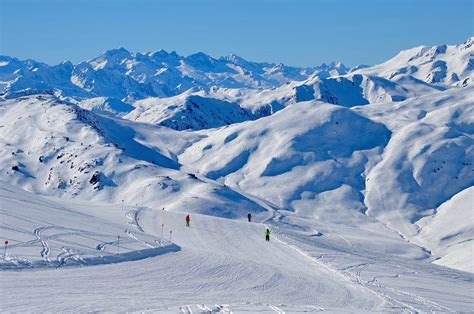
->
{"left": 265, "top": 228, "right": 271, "bottom": 242}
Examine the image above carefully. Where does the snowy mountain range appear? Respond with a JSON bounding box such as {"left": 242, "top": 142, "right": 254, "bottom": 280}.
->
{"left": 0, "top": 37, "right": 473, "bottom": 312}
{"left": 0, "top": 49, "right": 353, "bottom": 101}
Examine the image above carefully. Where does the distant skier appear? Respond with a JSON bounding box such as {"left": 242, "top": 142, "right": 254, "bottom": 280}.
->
{"left": 265, "top": 228, "right": 271, "bottom": 242}
{"left": 247, "top": 213, "right": 252, "bottom": 222}
{"left": 185, "top": 214, "right": 190, "bottom": 227}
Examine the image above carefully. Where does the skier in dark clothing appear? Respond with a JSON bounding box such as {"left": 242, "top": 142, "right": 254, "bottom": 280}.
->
{"left": 265, "top": 228, "right": 271, "bottom": 241}
{"left": 247, "top": 213, "right": 252, "bottom": 222}
{"left": 185, "top": 214, "right": 190, "bottom": 227}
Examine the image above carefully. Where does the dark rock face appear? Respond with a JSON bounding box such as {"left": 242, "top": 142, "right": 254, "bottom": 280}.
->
{"left": 89, "top": 171, "right": 101, "bottom": 186}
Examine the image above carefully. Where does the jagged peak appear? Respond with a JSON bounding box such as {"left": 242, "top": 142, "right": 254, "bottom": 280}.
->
{"left": 187, "top": 51, "right": 213, "bottom": 60}
{"left": 221, "top": 53, "right": 248, "bottom": 64}
{"left": 148, "top": 49, "right": 170, "bottom": 58}
{"left": 100, "top": 47, "right": 131, "bottom": 59}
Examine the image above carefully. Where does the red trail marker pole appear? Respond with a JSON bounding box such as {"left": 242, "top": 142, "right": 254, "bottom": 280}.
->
{"left": 3, "top": 240, "right": 8, "bottom": 259}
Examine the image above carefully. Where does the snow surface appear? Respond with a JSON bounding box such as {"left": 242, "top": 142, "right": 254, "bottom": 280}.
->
{"left": 1, "top": 183, "right": 472, "bottom": 312}
{"left": 1, "top": 38, "right": 473, "bottom": 312}
{"left": 415, "top": 187, "right": 474, "bottom": 273}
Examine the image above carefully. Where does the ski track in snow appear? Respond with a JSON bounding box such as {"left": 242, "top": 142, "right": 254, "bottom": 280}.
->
{"left": 265, "top": 223, "right": 392, "bottom": 311}
{"left": 343, "top": 261, "right": 456, "bottom": 312}
{"left": 33, "top": 226, "right": 54, "bottom": 262}
{"left": 95, "top": 239, "right": 119, "bottom": 252}
{"left": 57, "top": 247, "right": 86, "bottom": 268}
{"left": 173, "top": 303, "right": 323, "bottom": 313}
{"left": 124, "top": 229, "right": 156, "bottom": 248}
{"left": 126, "top": 208, "right": 145, "bottom": 232}
{"left": 268, "top": 305, "right": 285, "bottom": 313}
{"left": 124, "top": 207, "right": 168, "bottom": 248}
{"left": 33, "top": 226, "right": 87, "bottom": 267}
{"left": 267, "top": 221, "right": 458, "bottom": 313}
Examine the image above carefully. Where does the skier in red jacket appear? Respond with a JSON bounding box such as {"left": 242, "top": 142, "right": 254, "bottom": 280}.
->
{"left": 185, "top": 214, "right": 190, "bottom": 227}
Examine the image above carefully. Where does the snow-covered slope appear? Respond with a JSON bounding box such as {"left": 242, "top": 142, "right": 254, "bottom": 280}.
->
{"left": 0, "top": 183, "right": 178, "bottom": 269}
{"left": 0, "top": 95, "right": 272, "bottom": 220}
{"left": 415, "top": 186, "right": 474, "bottom": 273}
{"left": 130, "top": 70, "right": 444, "bottom": 131}
{"left": 245, "top": 73, "right": 444, "bottom": 110}
{"left": 1, "top": 183, "right": 472, "bottom": 312}
{"left": 76, "top": 96, "right": 135, "bottom": 117}
{"left": 354, "top": 37, "right": 474, "bottom": 87}
{"left": 180, "top": 101, "right": 391, "bottom": 212}
{"left": 355, "top": 88, "right": 473, "bottom": 239}
{"left": 307, "top": 74, "right": 443, "bottom": 106}
{"left": 128, "top": 92, "right": 255, "bottom": 130}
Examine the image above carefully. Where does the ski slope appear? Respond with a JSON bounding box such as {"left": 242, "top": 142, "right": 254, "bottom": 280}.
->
{"left": 1, "top": 184, "right": 472, "bottom": 312}
{"left": 0, "top": 184, "right": 178, "bottom": 269}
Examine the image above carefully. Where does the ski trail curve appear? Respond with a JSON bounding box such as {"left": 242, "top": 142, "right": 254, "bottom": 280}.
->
{"left": 33, "top": 226, "right": 54, "bottom": 262}
{"left": 126, "top": 208, "right": 144, "bottom": 232}
{"left": 57, "top": 247, "right": 86, "bottom": 268}
{"left": 269, "top": 305, "right": 285, "bottom": 313}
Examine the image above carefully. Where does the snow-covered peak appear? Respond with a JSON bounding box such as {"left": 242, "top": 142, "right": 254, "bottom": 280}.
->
{"left": 147, "top": 48, "right": 169, "bottom": 58}
{"left": 100, "top": 47, "right": 131, "bottom": 59}
{"left": 221, "top": 53, "right": 248, "bottom": 64}
{"left": 354, "top": 37, "right": 474, "bottom": 87}
{"left": 461, "top": 36, "right": 474, "bottom": 50}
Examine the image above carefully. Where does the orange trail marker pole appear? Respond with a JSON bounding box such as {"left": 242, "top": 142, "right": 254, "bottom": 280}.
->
{"left": 3, "top": 240, "right": 8, "bottom": 259}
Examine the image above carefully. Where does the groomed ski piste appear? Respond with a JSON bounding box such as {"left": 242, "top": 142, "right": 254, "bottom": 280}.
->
{"left": 0, "top": 183, "right": 472, "bottom": 313}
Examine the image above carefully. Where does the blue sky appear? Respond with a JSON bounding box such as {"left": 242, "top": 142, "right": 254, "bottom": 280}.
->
{"left": 0, "top": 0, "right": 472, "bottom": 67}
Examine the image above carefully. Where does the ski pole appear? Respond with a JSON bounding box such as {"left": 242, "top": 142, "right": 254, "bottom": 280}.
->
{"left": 117, "top": 235, "right": 120, "bottom": 252}
{"left": 161, "top": 224, "right": 164, "bottom": 239}
{"left": 169, "top": 230, "right": 172, "bottom": 242}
